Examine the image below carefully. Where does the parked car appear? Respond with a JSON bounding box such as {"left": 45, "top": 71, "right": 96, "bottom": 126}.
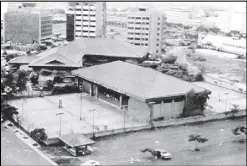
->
{"left": 155, "top": 149, "right": 172, "bottom": 160}
{"left": 80, "top": 160, "right": 100, "bottom": 166}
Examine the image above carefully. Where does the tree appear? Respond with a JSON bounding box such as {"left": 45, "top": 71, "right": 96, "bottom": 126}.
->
{"left": 30, "top": 128, "right": 48, "bottom": 143}
{"left": 225, "top": 104, "right": 240, "bottom": 119}
{"left": 1, "top": 103, "right": 19, "bottom": 122}
{"left": 183, "top": 89, "right": 211, "bottom": 117}
{"left": 232, "top": 126, "right": 246, "bottom": 136}
{"left": 15, "top": 70, "right": 28, "bottom": 93}
{"left": 188, "top": 134, "right": 208, "bottom": 151}
{"left": 30, "top": 72, "right": 39, "bottom": 85}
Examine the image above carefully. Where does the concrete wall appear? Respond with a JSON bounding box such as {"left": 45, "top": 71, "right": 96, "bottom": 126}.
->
{"left": 82, "top": 79, "right": 92, "bottom": 94}
{"left": 153, "top": 100, "right": 185, "bottom": 120}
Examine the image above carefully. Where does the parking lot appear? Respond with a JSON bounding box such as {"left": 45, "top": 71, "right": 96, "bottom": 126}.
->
{"left": 8, "top": 93, "right": 144, "bottom": 138}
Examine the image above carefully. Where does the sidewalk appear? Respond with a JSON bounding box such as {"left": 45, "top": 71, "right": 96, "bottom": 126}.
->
{"left": 2, "top": 121, "right": 58, "bottom": 166}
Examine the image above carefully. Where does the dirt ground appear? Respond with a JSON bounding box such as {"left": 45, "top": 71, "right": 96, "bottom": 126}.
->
{"left": 187, "top": 49, "right": 246, "bottom": 82}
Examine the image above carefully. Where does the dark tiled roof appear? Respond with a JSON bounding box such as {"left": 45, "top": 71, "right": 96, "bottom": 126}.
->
{"left": 73, "top": 61, "right": 206, "bottom": 102}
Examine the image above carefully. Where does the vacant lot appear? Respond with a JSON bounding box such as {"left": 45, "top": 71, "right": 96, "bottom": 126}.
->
{"left": 187, "top": 49, "right": 246, "bottom": 82}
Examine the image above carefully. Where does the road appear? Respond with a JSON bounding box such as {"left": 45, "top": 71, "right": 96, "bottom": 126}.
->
{"left": 78, "top": 118, "right": 246, "bottom": 165}
{"left": 1, "top": 125, "right": 52, "bottom": 165}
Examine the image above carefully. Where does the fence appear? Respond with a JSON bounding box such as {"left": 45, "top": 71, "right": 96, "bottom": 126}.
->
{"left": 204, "top": 74, "right": 246, "bottom": 94}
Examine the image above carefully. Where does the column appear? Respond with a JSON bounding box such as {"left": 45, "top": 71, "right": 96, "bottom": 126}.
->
{"left": 148, "top": 104, "right": 154, "bottom": 128}
{"left": 119, "top": 94, "right": 123, "bottom": 109}
{"left": 95, "top": 85, "right": 98, "bottom": 99}
{"left": 89, "top": 83, "right": 93, "bottom": 96}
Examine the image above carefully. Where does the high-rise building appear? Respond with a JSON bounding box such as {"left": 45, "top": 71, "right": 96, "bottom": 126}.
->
{"left": 126, "top": 7, "right": 166, "bottom": 55}
{"left": 4, "top": 8, "right": 53, "bottom": 44}
{"left": 66, "top": 2, "right": 106, "bottom": 41}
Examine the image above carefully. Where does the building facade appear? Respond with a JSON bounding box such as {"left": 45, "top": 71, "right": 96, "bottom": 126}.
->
{"left": 216, "top": 7, "right": 246, "bottom": 33}
{"left": 4, "top": 9, "right": 53, "bottom": 44}
{"left": 66, "top": 2, "right": 106, "bottom": 41}
{"left": 127, "top": 7, "right": 165, "bottom": 55}
{"left": 164, "top": 7, "right": 192, "bottom": 26}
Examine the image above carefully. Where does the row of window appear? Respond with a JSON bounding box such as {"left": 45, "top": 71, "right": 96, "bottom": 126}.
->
{"left": 128, "top": 32, "right": 149, "bottom": 36}
{"left": 76, "top": 8, "right": 95, "bottom": 11}
{"left": 76, "top": 24, "right": 96, "bottom": 27}
{"left": 75, "top": 30, "right": 96, "bottom": 33}
{"left": 75, "top": 14, "right": 96, "bottom": 17}
{"left": 131, "top": 43, "right": 149, "bottom": 46}
{"left": 76, "top": 35, "right": 95, "bottom": 38}
{"left": 128, "top": 37, "right": 149, "bottom": 41}
{"left": 127, "top": 27, "right": 149, "bottom": 30}
{"left": 128, "top": 22, "right": 149, "bottom": 25}
{"left": 128, "top": 17, "right": 150, "bottom": 20}
{"left": 75, "top": 19, "right": 96, "bottom": 22}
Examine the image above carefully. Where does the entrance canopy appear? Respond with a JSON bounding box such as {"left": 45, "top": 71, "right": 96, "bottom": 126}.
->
{"left": 59, "top": 133, "right": 95, "bottom": 148}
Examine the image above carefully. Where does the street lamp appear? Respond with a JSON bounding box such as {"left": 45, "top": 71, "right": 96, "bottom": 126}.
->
{"left": 224, "top": 92, "right": 229, "bottom": 112}
{"left": 56, "top": 112, "right": 64, "bottom": 137}
{"left": 89, "top": 109, "right": 96, "bottom": 138}
{"left": 121, "top": 105, "right": 128, "bottom": 132}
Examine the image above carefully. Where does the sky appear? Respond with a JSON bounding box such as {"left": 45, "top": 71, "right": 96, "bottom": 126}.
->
{"left": 1, "top": 2, "right": 246, "bottom": 17}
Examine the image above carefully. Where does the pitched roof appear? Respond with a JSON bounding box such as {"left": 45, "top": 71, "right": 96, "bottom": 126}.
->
{"left": 73, "top": 61, "right": 206, "bottom": 102}
{"left": 8, "top": 56, "right": 39, "bottom": 64}
{"left": 60, "top": 133, "right": 95, "bottom": 147}
{"left": 29, "top": 52, "right": 80, "bottom": 68}
{"left": 30, "top": 38, "right": 147, "bottom": 67}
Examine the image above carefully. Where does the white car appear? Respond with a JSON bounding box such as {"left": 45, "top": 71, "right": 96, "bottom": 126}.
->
{"left": 155, "top": 149, "right": 172, "bottom": 160}
{"left": 80, "top": 160, "right": 100, "bottom": 166}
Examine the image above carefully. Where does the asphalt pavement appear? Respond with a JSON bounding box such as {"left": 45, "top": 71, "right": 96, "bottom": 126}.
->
{"left": 78, "top": 118, "right": 246, "bottom": 165}
{"left": 1, "top": 125, "right": 52, "bottom": 165}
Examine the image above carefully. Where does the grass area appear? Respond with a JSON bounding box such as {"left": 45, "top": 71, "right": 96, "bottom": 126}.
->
{"left": 187, "top": 50, "right": 246, "bottom": 82}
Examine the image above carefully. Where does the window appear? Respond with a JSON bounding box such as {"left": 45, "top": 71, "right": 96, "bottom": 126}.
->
{"left": 157, "top": 33, "right": 160, "bottom": 36}
{"left": 128, "top": 37, "right": 133, "bottom": 40}
{"left": 156, "top": 50, "right": 159, "bottom": 53}
{"left": 158, "top": 17, "right": 160, "bottom": 20}
{"left": 135, "top": 43, "right": 140, "bottom": 46}
{"left": 128, "top": 32, "right": 134, "bottom": 35}
{"left": 135, "top": 38, "right": 140, "bottom": 40}
{"left": 146, "top": 22, "right": 149, "bottom": 25}
{"left": 136, "top": 22, "right": 141, "bottom": 24}
{"left": 136, "top": 17, "right": 141, "bottom": 19}
{"left": 157, "top": 28, "right": 160, "bottom": 30}
{"left": 157, "top": 22, "right": 160, "bottom": 25}
{"left": 135, "top": 27, "right": 141, "bottom": 30}
{"left": 156, "top": 43, "right": 159, "bottom": 46}
{"left": 135, "top": 33, "right": 141, "bottom": 35}
{"left": 145, "top": 44, "right": 148, "bottom": 46}
{"left": 128, "top": 27, "right": 134, "bottom": 29}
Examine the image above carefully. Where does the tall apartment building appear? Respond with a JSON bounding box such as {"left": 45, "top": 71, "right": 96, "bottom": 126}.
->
{"left": 66, "top": 2, "right": 106, "bottom": 41}
{"left": 4, "top": 8, "right": 53, "bottom": 44}
{"left": 127, "top": 7, "right": 165, "bottom": 55}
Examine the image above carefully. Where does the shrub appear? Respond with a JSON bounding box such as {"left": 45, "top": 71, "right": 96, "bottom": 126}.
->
{"left": 46, "top": 80, "right": 54, "bottom": 90}
{"left": 193, "top": 73, "right": 204, "bottom": 81}
{"left": 30, "top": 73, "right": 39, "bottom": 85}
{"left": 30, "top": 128, "right": 48, "bottom": 143}
{"left": 161, "top": 54, "right": 177, "bottom": 64}
{"left": 40, "top": 69, "right": 52, "bottom": 76}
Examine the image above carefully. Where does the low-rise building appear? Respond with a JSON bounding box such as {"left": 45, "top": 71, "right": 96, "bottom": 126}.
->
{"left": 73, "top": 61, "right": 207, "bottom": 121}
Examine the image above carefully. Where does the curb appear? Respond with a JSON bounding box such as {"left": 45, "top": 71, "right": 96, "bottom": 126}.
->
{"left": 3, "top": 121, "right": 58, "bottom": 166}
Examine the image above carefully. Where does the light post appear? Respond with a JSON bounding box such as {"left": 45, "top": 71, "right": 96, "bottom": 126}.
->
{"left": 219, "top": 129, "right": 224, "bottom": 146}
{"left": 224, "top": 92, "right": 229, "bottom": 112}
{"left": 79, "top": 93, "right": 82, "bottom": 120}
{"left": 56, "top": 112, "right": 64, "bottom": 137}
{"left": 89, "top": 109, "right": 96, "bottom": 138}
{"left": 121, "top": 105, "right": 128, "bottom": 132}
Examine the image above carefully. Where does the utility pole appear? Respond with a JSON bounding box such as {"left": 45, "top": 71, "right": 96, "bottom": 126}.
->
{"left": 56, "top": 112, "right": 64, "bottom": 137}
{"left": 89, "top": 109, "right": 96, "bottom": 138}
{"left": 121, "top": 105, "right": 128, "bottom": 132}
